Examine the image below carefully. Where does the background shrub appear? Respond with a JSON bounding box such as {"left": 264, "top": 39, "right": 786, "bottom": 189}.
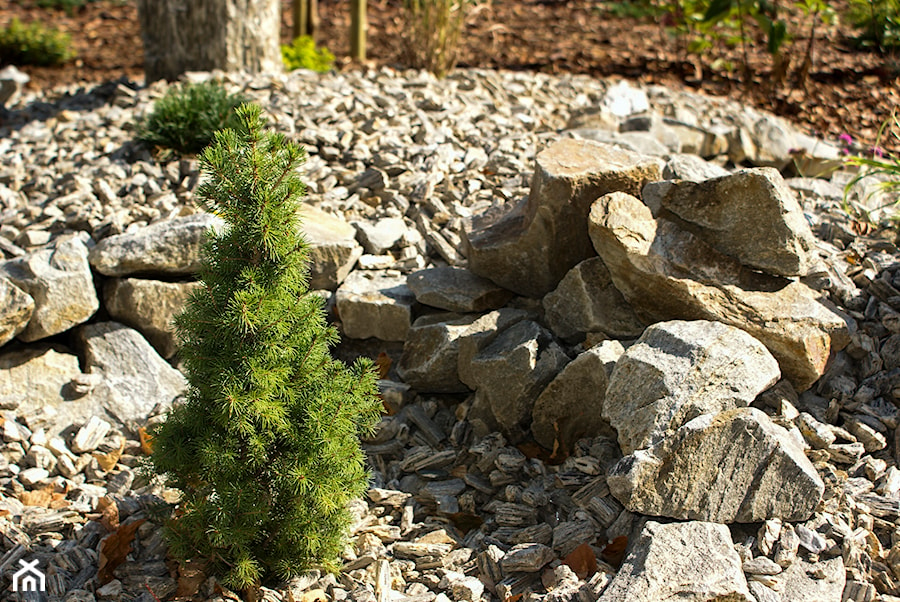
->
{"left": 137, "top": 81, "right": 248, "bottom": 156}
{"left": 401, "top": 0, "right": 473, "bottom": 77}
{"left": 0, "top": 17, "right": 75, "bottom": 66}
{"left": 281, "top": 35, "right": 335, "bottom": 72}
{"left": 847, "top": 0, "right": 900, "bottom": 49}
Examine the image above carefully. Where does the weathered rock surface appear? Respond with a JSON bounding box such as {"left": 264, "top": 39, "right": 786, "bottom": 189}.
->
{"left": 598, "top": 520, "right": 753, "bottom": 601}
{"left": 88, "top": 213, "right": 223, "bottom": 276}
{"left": 464, "top": 139, "right": 662, "bottom": 297}
{"left": 0, "top": 346, "right": 81, "bottom": 410}
{"left": 531, "top": 341, "right": 621, "bottom": 450}
{"left": 0, "top": 276, "right": 33, "bottom": 346}
{"left": 397, "top": 313, "right": 481, "bottom": 393}
{"left": 407, "top": 267, "right": 513, "bottom": 313}
{"left": 76, "top": 322, "right": 188, "bottom": 428}
{"left": 300, "top": 204, "right": 364, "bottom": 290}
{"left": 103, "top": 278, "right": 201, "bottom": 358}
{"left": 0, "top": 234, "right": 98, "bottom": 341}
{"left": 781, "top": 556, "right": 845, "bottom": 602}
{"left": 607, "top": 408, "right": 825, "bottom": 522}
{"left": 588, "top": 191, "right": 852, "bottom": 390}
{"left": 603, "top": 319, "right": 781, "bottom": 454}
{"left": 354, "top": 217, "right": 410, "bottom": 255}
{"left": 335, "top": 270, "right": 416, "bottom": 341}
{"left": 542, "top": 257, "right": 645, "bottom": 342}
{"left": 468, "top": 320, "right": 570, "bottom": 441}
{"left": 642, "top": 168, "right": 816, "bottom": 277}
{"left": 456, "top": 309, "right": 531, "bottom": 390}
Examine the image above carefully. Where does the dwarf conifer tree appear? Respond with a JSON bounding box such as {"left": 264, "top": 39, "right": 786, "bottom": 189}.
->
{"left": 150, "top": 103, "right": 381, "bottom": 591}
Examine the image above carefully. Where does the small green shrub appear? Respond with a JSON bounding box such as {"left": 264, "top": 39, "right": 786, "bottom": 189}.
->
{"left": 149, "top": 103, "right": 381, "bottom": 591}
{"left": 843, "top": 112, "right": 900, "bottom": 219}
{"left": 401, "top": 0, "right": 473, "bottom": 77}
{"left": 138, "top": 81, "right": 248, "bottom": 156}
{"left": 0, "top": 17, "right": 75, "bottom": 66}
{"left": 847, "top": 0, "right": 900, "bottom": 49}
{"left": 281, "top": 36, "right": 335, "bottom": 72}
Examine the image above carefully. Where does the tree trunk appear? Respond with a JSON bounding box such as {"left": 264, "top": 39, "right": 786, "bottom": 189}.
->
{"left": 137, "top": 0, "right": 282, "bottom": 83}
{"left": 350, "top": 0, "right": 367, "bottom": 62}
{"left": 292, "top": 0, "right": 319, "bottom": 40}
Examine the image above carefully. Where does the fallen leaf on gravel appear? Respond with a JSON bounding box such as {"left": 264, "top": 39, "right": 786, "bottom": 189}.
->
{"left": 97, "top": 518, "right": 145, "bottom": 584}
{"left": 19, "top": 484, "right": 66, "bottom": 508}
{"left": 375, "top": 352, "right": 392, "bottom": 379}
{"left": 139, "top": 427, "right": 154, "bottom": 455}
{"left": 97, "top": 496, "right": 119, "bottom": 531}
{"left": 93, "top": 438, "right": 125, "bottom": 471}
{"left": 601, "top": 536, "right": 628, "bottom": 568}
{"left": 563, "top": 542, "right": 598, "bottom": 579}
{"left": 175, "top": 558, "right": 207, "bottom": 598}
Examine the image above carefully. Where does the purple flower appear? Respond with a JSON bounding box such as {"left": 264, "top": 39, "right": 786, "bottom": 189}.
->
{"left": 871, "top": 146, "right": 885, "bottom": 158}
{"left": 839, "top": 133, "right": 854, "bottom": 146}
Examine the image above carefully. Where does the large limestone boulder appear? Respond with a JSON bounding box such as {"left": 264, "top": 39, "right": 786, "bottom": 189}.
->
{"left": 76, "top": 322, "right": 188, "bottom": 428}
{"left": 89, "top": 213, "right": 223, "bottom": 276}
{"left": 598, "top": 520, "right": 753, "bottom": 601}
{"left": 397, "top": 313, "right": 481, "bottom": 393}
{"left": 407, "top": 267, "right": 512, "bottom": 313}
{"left": 604, "top": 320, "right": 781, "bottom": 454}
{"left": 463, "top": 139, "right": 662, "bottom": 298}
{"left": 335, "top": 270, "right": 416, "bottom": 341}
{"left": 0, "top": 346, "right": 81, "bottom": 410}
{"left": 642, "top": 168, "right": 816, "bottom": 277}
{"left": 103, "top": 278, "right": 201, "bottom": 358}
{"left": 530, "top": 340, "right": 622, "bottom": 451}
{"left": 300, "top": 204, "right": 363, "bottom": 290}
{"left": 0, "top": 276, "right": 34, "bottom": 346}
{"left": 607, "top": 408, "right": 825, "bottom": 523}
{"left": 588, "top": 192, "right": 851, "bottom": 390}
{"left": 0, "top": 234, "right": 99, "bottom": 342}
{"left": 468, "top": 320, "right": 570, "bottom": 442}
{"left": 542, "top": 257, "right": 645, "bottom": 342}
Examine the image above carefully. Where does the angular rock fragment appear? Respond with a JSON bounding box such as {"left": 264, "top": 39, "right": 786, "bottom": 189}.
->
{"left": 464, "top": 139, "right": 662, "bottom": 297}
{"left": 406, "top": 267, "right": 512, "bottom": 313}
{"left": 335, "top": 270, "right": 417, "bottom": 341}
{"left": 456, "top": 309, "right": 530, "bottom": 389}
{"left": 531, "top": 341, "right": 621, "bottom": 450}
{"left": 300, "top": 204, "right": 364, "bottom": 290}
{"left": 0, "top": 346, "right": 81, "bottom": 411}
{"left": 607, "top": 408, "right": 824, "bottom": 522}
{"left": 542, "top": 257, "right": 645, "bottom": 342}
{"left": 89, "top": 213, "right": 223, "bottom": 276}
{"left": 104, "top": 278, "right": 201, "bottom": 358}
{"left": 588, "top": 191, "right": 851, "bottom": 390}
{"left": 1, "top": 234, "right": 98, "bottom": 341}
{"left": 604, "top": 319, "right": 780, "bottom": 454}
{"left": 781, "top": 556, "right": 845, "bottom": 602}
{"left": 642, "top": 168, "right": 816, "bottom": 277}
{"left": 598, "top": 520, "right": 753, "bottom": 601}
{"left": 0, "top": 276, "right": 33, "bottom": 347}
{"left": 398, "top": 313, "right": 481, "bottom": 393}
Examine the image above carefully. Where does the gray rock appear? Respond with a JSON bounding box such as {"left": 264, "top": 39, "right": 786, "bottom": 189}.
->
{"left": 406, "top": 267, "right": 512, "bottom": 313}
{"left": 0, "top": 346, "right": 81, "bottom": 411}
{"left": 643, "top": 168, "right": 816, "bottom": 277}
{"left": 603, "top": 319, "right": 781, "bottom": 454}
{"left": 464, "top": 139, "right": 662, "bottom": 298}
{"left": 103, "top": 278, "right": 201, "bottom": 358}
{"left": 354, "top": 218, "right": 409, "bottom": 255}
{"left": 0, "top": 234, "right": 99, "bottom": 342}
{"left": 300, "top": 204, "right": 364, "bottom": 290}
{"left": 542, "top": 257, "right": 645, "bottom": 342}
{"left": 0, "top": 65, "right": 29, "bottom": 108}
{"left": 531, "top": 342, "right": 620, "bottom": 451}
{"left": 0, "top": 276, "right": 33, "bottom": 347}
{"left": 335, "top": 270, "right": 416, "bottom": 341}
{"left": 598, "top": 520, "right": 753, "bottom": 601}
{"left": 601, "top": 81, "right": 649, "bottom": 118}
{"left": 661, "top": 153, "right": 730, "bottom": 181}
{"left": 88, "top": 213, "right": 223, "bottom": 276}
{"left": 499, "top": 543, "right": 554, "bottom": 573}
{"left": 456, "top": 309, "right": 531, "bottom": 390}
{"left": 781, "top": 556, "right": 845, "bottom": 602}
{"left": 76, "top": 322, "right": 188, "bottom": 428}
{"left": 468, "top": 320, "right": 570, "bottom": 442}
{"left": 397, "top": 313, "right": 481, "bottom": 393}
{"left": 607, "top": 408, "right": 824, "bottom": 523}
{"left": 588, "top": 191, "right": 851, "bottom": 390}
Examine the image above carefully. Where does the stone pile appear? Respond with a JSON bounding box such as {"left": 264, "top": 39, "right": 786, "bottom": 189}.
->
{"left": 0, "top": 68, "right": 898, "bottom": 602}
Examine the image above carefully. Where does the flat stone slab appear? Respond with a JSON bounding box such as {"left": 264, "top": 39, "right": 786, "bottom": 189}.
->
{"left": 335, "top": 270, "right": 416, "bottom": 341}
{"left": 407, "top": 267, "right": 512, "bottom": 313}
{"left": 607, "top": 407, "right": 825, "bottom": 523}
{"left": 300, "top": 204, "right": 363, "bottom": 291}
{"left": 398, "top": 313, "right": 481, "bottom": 393}
{"left": 603, "top": 319, "right": 781, "bottom": 454}
{"left": 599, "top": 520, "right": 753, "bottom": 601}
{"left": 0, "top": 276, "right": 33, "bottom": 347}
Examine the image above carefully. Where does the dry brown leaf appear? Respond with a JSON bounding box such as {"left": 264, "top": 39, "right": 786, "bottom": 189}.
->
{"left": 375, "top": 352, "right": 392, "bottom": 379}
{"left": 93, "top": 439, "right": 125, "bottom": 471}
{"left": 19, "top": 488, "right": 53, "bottom": 508}
{"left": 563, "top": 542, "right": 597, "bottom": 580}
{"left": 97, "top": 518, "right": 145, "bottom": 584}
{"left": 601, "top": 536, "right": 628, "bottom": 569}
{"left": 0, "top": 509, "right": 10, "bottom": 519}
{"left": 175, "top": 558, "right": 208, "bottom": 598}
{"left": 97, "top": 496, "right": 120, "bottom": 531}
{"left": 139, "top": 426, "right": 154, "bottom": 455}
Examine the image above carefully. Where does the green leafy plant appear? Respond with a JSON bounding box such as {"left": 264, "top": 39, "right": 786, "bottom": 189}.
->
{"left": 401, "top": 0, "right": 474, "bottom": 77}
{"left": 281, "top": 35, "right": 334, "bottom": 72}
{"left": 149, "top": 103, "right": 381, "bottom": 592}
{"left": 138, "top": 81, "right": 248, "bottom": 156}
{"left": 0, "top": 17, "right": 75, "bottom": 66}
{"left": 843, "top": 112, "right": 900, "bottom": 220}
{"left": 847, "top": 0, "right": 900, "bottom": 50}
{"left": 34, "top": 0, "right": 97, "bottom": 14}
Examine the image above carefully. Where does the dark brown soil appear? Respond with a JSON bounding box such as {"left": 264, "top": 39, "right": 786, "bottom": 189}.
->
{"left": 2, "top": 0, "right": 899, "bottom": 150}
